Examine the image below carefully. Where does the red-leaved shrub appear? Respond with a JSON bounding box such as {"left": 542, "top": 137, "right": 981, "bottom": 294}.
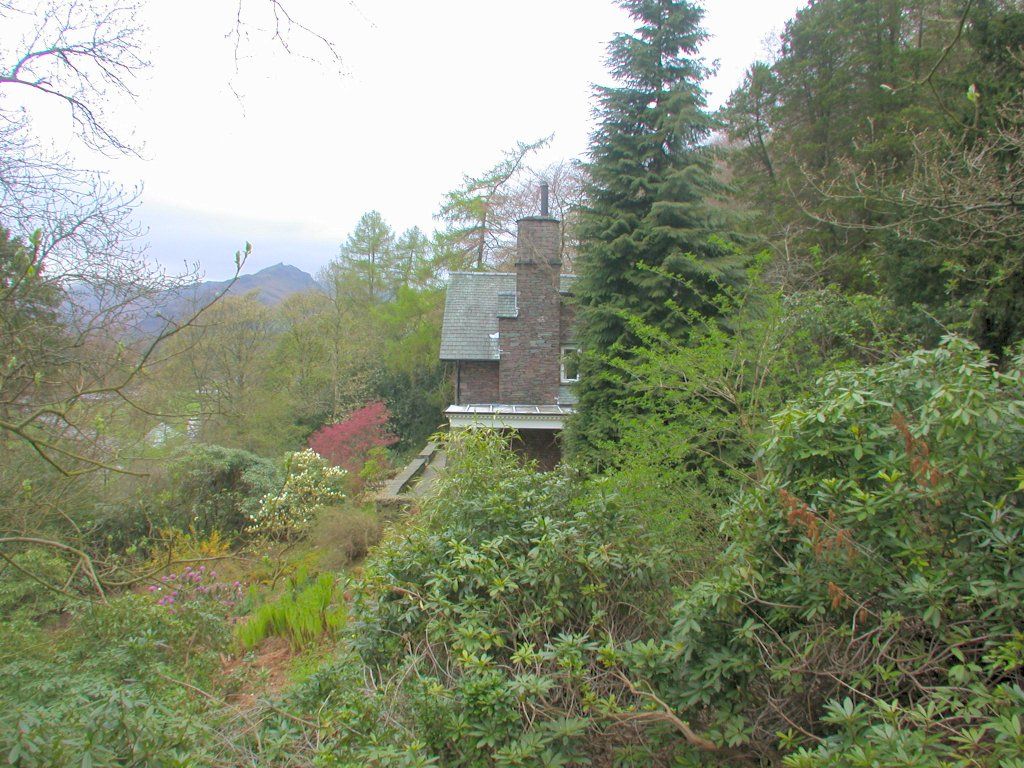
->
{"left": 308, "top": 402, "right": 398, "bottom": 477}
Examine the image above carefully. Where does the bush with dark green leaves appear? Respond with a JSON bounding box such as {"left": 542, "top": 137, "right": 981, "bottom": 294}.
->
{"left": 0, "top": 595, "right": 234, "bottom": 767}
{"left": 626, "top": 338, "right": 1024, "bottom": 765}
{"left": 0, "top": 548, "right": 72, "bottom": 623}
{"left": 88, "top": 444, "right": 282, "bottom": 552}
{"left": 160, "top": 443, "right": 282, "bottom": 535}
{"left": 280, "top": 429, "right": 679, "bottom": 766}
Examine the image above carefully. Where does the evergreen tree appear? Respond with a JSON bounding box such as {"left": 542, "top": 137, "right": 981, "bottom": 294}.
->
{"left": 569, "top": 0, "right": 743, "bottom": 461}
{"left": 334, "top": 211, "right": 396, "bottom": 304}
{"left": 393, "top": 227, "right": 436, "bottom": 290}
{"left": 720, "top": 0, "right": 1024, "bottom": 351}
{"left": 435, "top": 137, "right": 550, "bottom": 271}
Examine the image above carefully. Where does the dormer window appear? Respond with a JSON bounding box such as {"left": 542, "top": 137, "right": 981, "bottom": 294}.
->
{"left": 560, "top": 346, "right": 581, "bottom": 383}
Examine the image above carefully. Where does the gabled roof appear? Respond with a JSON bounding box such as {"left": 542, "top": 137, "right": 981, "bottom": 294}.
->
{"left": 440, "top": 271, "right": 576, "bottom": 361}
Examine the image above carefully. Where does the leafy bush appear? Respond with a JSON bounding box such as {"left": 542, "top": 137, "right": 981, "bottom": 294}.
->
{"left": 161, "top": 443, "right": 282, "bottom": 535}
{"left": 0, "top": 596, "right": 233, "bottom": 766}
{"left": 247, "top": 449, "right": 347, "bottom": 539}
{"left": 90, "top": 444, "right": 282, "bottom": 551}
{"left": 236, "top": 571, "right": 346, "bottom": 651}
{"left": 631, "top": 338, "right": 1024, "bottom": 765}
{"left": 0, "top": 548, "right": 71, "bottom": 622}
{"left": 593, "top": 279, "right": 915, "bottom": 570}
{"left": 286, "top": 429, "right": 677, "bottom": 766}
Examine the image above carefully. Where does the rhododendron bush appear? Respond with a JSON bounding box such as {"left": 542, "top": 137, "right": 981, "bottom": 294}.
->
{"left": 247, "top": 449, "right": 347, "bottom": 538}
{"left": 308, "top": 401, "right": 398, "bottom": 475}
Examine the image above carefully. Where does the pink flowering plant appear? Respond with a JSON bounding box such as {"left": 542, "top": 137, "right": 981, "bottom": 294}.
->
{"left": 148, "top": 564, "right": 244, "bottom": 616}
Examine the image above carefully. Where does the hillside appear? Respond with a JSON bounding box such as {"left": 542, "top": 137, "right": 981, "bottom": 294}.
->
{"left": 65, "top": 262, "right": 324, "bottom": 336}
{"left": 190, "top": 262, "right": 322, "bottom": 307}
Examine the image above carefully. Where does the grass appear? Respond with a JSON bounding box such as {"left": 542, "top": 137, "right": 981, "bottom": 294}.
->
{"left": 236, "top": 570, "right": 346, "bottom": 652}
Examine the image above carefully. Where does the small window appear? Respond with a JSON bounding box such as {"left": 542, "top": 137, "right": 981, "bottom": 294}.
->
{"left": 560, "top": 346, "right": 581, "bottom": 383}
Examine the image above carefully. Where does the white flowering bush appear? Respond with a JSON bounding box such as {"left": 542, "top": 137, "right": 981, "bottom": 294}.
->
{"left": 247, "top": 449, "right": 347, "bottom": 539}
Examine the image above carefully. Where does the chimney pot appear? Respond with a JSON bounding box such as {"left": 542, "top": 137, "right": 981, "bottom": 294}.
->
{"left": 540, "top": 182, "right": 549, "bottom": 217}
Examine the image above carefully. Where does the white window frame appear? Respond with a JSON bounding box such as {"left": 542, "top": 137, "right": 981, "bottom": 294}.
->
{"left": 560, "top": 345, "right": 581, "bottom": 384}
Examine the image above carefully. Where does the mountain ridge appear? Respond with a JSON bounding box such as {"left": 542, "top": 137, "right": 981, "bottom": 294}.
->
{"left": 64, "top": 262, "right": 324, "bottom": 337}
{"left": 192, "top": 262, "right": 322, "bottom": 307}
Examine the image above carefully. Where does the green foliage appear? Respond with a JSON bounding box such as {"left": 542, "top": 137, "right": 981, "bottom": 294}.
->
{"left": 158, "top": 292, "right": 295, "bottom": 454}
{"left": 236, "top": 571, "right": 346, "bottom": 651}
{"left": 600, "top": 276, "right": 916, "bottom": 562}
{"left": 0, "top": 596, "right": 232, "bottom": 767}
{"left": 287, "top": 429, "right": 676, "bottom": 765}
{"left": 721, "top": 0, "right": 1024, "bottom": 352}
{"left": 164, "top": 443, "right": 281, "bottom": 535}
{"left": 631, "top": 338, "right": 1024, "bottom": 763}
{"left": 84, "top": 443, "right": 280, "bottom": 553}
{"left": 0, "top": 548, "right": 70, "bottom": 622}
{"left": 571, "top": 0, "right": 745, "bottom": 459}
{"left": 369, "top": 285, "right": 450, "bottom": 451}
{"left": 326, "top": 211, "right": 437, "bottom": 306}
{"left": 247, "top": 449, "right": 347, "bottom": 539}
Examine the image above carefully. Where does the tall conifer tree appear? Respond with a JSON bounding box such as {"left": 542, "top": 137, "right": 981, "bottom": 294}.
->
{"left": 569, "top": 0, "right": 742, "bottom": 460}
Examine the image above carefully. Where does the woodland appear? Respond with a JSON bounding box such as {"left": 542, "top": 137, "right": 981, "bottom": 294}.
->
{"left": 1, "top": 0, "right": 1023, "bottom": 766}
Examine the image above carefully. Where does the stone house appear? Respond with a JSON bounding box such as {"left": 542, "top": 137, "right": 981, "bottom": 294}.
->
{"left": 439, "top": 195, "right": 578, "bottom": 468}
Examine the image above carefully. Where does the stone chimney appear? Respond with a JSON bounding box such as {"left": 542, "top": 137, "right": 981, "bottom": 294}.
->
{"left": 497, "top": 194, "right": 562, "bottom": 404}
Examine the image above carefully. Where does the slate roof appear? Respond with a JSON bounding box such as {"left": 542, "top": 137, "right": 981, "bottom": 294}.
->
{"left": 440, "top": 271, "right": 576, "bottom": 361}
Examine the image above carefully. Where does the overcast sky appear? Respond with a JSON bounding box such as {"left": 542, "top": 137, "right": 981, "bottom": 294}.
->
{"left": 51, "top": 0, "right": 806, "bottom": 280}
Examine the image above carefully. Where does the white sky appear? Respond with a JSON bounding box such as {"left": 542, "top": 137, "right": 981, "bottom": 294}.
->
{"left": 23, "top": 0, "right": 807, "bottom": 280}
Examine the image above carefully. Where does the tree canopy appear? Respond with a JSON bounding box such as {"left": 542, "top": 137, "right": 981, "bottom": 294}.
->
{"left": 569, "top": 0, "right": 745, "bottom": 461}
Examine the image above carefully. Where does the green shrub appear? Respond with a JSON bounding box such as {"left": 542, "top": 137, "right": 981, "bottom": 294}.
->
{"left": 164, "top": 443, "right": 282, "bottom": 534}
{"left": 89, "top": 444, "right": 282, "bottom": 550}
{"left": 0, "top": 595, "right": 233, "bottom": 766}
{"left": 237, "top": 571, "right": 346, "bottom": 651}
{"left": 0, "top": 548, "right": 71, "bottom": 622}
{"left": 595, "top": 281, "right": 915, "bottom": 572}
{"left": 633, "top": 338, "right": 1024, "bottom": 765}
{"left": 293, "top": 429, "right": 676, "bottom": 766}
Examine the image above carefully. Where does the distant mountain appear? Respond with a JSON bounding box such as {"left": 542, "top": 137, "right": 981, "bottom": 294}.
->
{"left": 188, "top": 262, "right": 322, "bottom": 307}
{"left": 148, "top": 263, "right": 322, "bottom": 332}
{"left": 64, "top": 263, "right": 323, "bottom": 337}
